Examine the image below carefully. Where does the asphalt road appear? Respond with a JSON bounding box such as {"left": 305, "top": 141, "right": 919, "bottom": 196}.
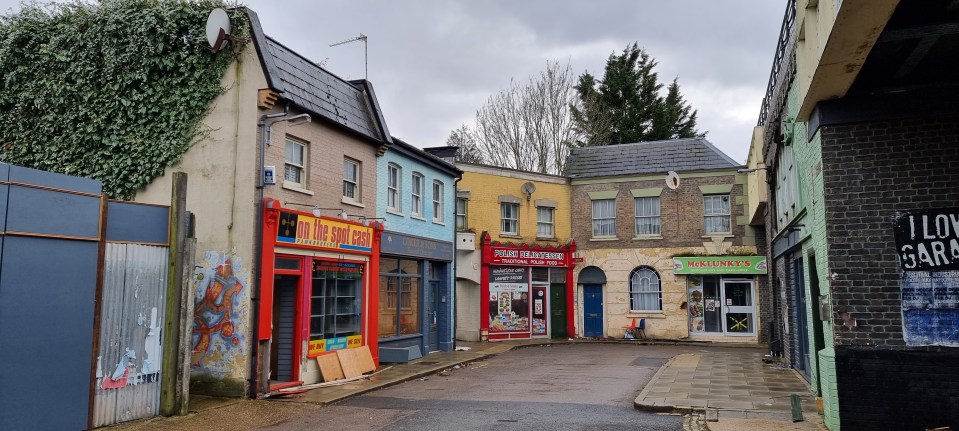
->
{"left": 258, "top": 343, "right": 709, "bottom": 431}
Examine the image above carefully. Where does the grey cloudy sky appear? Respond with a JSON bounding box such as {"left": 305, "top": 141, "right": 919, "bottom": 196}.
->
{"left": 0, "top": 0, "right": 787, "bottom": 163}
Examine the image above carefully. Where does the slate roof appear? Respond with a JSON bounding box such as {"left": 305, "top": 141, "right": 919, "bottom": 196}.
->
{"left": 246, "top": 9, "right": 390, "bottom": 146}
{"left": 564, "top": 138, "right": 742, "bottom": 178}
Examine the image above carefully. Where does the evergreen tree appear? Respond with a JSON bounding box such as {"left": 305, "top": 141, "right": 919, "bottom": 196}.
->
{"left": 572, "top": 43, "right": 702, "bottom": 145}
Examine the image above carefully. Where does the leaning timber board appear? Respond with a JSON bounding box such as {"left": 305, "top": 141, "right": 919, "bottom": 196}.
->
{"left": 337, "top": 348, "right": 363, "bottom": 378}
{"left": 316, "top": 353, "right": 345, "bottom": 382}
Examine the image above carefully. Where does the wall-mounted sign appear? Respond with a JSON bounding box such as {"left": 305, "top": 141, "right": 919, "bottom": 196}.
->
{"left": 381, "top": 231, "right": 453, "bottom": 261}
{"left": 308, "top": 334, "right": 362, "bottom": 357}
{"left": 673, "top": 256, "right": 767, "bottom": 275}
{"left": 276, "top": 211, "right": 372, "bottom": 253}
{"left": 489, "top": 246, "right": 566, "bottom": 266}
{"left": 893, "top": 208, "right": 959, "bottom": 271}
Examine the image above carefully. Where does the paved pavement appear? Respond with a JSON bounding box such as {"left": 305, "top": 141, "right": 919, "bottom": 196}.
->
{"left": 104, "top": 339, "right": 825, "bottom": 431}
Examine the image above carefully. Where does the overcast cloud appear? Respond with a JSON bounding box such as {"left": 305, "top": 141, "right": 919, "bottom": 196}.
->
{"left": 0, "top": 0, "right": 787, "bottom": 163}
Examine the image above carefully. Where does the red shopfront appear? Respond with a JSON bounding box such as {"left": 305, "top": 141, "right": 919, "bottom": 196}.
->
{"left": 480, "top": 233, "right": 576, "bottom": 340}
{"left": 259, "top": 200, "right": 382, "bottom": 391}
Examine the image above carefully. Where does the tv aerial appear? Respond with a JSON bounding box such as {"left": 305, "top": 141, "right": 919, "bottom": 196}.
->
{"left": 330, "top": 33, "right": 368, "bottom": 79}
{"left": 206, "top": 8, "right": 235, "bottom": 53}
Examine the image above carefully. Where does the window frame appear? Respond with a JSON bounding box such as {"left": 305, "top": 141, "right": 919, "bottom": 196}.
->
{"left": 455, "top": 198, "right": 468, "bottom": 231}
{"left": 629, "top": 267, "right": 663, "bottom": 312}
{"left": 343, "top": 158, "right": 360, "bottom": 201}
{"left": 283, "top": 137, "right": 307, "bottom": 188}
{"left": 537, "top": 206, "right": 555, "bottom": 238}
{"left": 703, "top": 194, "right": 732, "bottom": 234}
{"left": 634, "top": 196, "right": 661, "bottom": 236}
{"left": 387, "top": 164, "right": 401, "bottom": 212}
{"left": 411, "top": 172, "right": 424, "bottom": 217}
{"left": 432, "top": 180, "right": 444, "bottom": 223}
{"left": 500, "top": 202, "right": 519, "bottom": 235}
{"left": 591, "top": 199, "right": 617, "bottom": 238}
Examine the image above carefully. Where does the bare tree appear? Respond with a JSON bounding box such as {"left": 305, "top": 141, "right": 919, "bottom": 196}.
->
{"left": 466, "top": 60, "right": 584, "bottom": 175}
{"left": 445, "top": 124, "right": 485, "bottom": 164}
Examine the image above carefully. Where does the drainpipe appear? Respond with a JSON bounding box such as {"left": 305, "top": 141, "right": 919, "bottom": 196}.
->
{"left": 250, "top": 104, "right": 289, "bottom": 398}
{"left": 452, "top": 175, "right": 462, "bottom": 349}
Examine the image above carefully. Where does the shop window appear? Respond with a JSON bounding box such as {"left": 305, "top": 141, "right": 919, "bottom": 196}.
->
{"left": 489, "top": 266, "right": 530, "bottom": 332}
{"left": 704, "top": 195, "right": 731, "bottom": 234}
{"left": 629, "top": 267, "right": 662, "bottom": 311}
{"left": 308, "top": 260, "right": 363, "bottom": 357}
{"left": 284, "top": 137, "right": 307, "bottom": 188}
{"left": 501, "top": 203, "right": 519, "bottom": 235}
{"left": 455, "top": 198, "right": 468, "bottom": 231}
{"left": 634, "top": 197, "right": 661, "bottom": 236}
{"left": 411, "top": 172, "right": 424, "bottom": 217}
{"left": 343, "top": 158, "right": 360, "bottom": 202}
{"left": 592, "top": 199, "right": 616, "bottom": 237}
{"left": 432, "top": 181, "right": 444, "bottom": 223}
{"left": 379, "top": 258, "right": 421, "bottom": 339}
{"left": 387, "top": 164, "right": 401, "bottom": 212}
{"left": 537, "top": 206, "right": 554, "bottom": 238}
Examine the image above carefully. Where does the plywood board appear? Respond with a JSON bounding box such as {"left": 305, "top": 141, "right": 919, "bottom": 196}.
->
{"left": 316, "top": 353, "right": 344, "bottom": 382}
{"left": 337, "top": 348, "right": 363, "bottom": 378}
{"left": 356, "top": 345, "right": 376, "bottom": 373}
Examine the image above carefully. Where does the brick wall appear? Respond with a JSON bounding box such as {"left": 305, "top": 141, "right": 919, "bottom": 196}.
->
{"left": 820, "top": 113, "right": 959, "bottom": 430}
{"left": 820, "top": 114, "right": 959, "bottom": 347}
{"left": 571, "top": 174, "right": 748, "bottom": 250}
{"left": 835, "top": 347, "right": 959, "bottom": 430}
{"left": 263, "top": 109, "right": 379, "bottom": 218}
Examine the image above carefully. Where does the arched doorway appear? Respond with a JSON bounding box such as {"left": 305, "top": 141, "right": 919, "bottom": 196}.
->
{"left": 578, "top": 266, "right": 606, "bottom": 337}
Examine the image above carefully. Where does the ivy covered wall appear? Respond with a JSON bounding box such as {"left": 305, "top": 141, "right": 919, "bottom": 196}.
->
{"left": 0, "top": 0, "right": 248, "bottom": 199}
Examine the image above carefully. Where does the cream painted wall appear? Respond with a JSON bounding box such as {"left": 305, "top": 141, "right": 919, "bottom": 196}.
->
{"left": 136, "top": 42, "right": 265, "bottom": 390}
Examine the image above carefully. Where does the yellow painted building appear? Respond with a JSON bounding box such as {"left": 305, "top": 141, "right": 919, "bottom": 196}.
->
{"left": 454, "top": 163, "right": 573, "bottom": 341}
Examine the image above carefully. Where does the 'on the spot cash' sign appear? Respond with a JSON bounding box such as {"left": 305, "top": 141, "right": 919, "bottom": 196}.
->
{"left": 894, "top": 208, "right": 959, "bottom": 271}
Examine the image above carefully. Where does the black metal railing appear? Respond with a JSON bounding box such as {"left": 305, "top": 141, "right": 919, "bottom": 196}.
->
{"left": 757, "top": 1, "right": 797, "bottom": 128}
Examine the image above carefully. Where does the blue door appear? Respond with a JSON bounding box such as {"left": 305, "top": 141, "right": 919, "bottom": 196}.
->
{"left": 583, "top": 284, "right": 604, "bottom": 337}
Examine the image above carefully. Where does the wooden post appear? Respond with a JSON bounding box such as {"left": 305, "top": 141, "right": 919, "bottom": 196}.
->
{"left": 161, "top": 173, "right": 188, "bottom": 416}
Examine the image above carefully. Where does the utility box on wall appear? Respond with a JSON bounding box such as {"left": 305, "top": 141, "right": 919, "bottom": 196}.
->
{"left": 818, "top": 294, "right": 831, "bottom": 321}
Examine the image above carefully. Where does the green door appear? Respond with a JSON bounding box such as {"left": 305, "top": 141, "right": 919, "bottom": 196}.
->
{"left": 549, "top": 283, "right": 567, "bottom": 339}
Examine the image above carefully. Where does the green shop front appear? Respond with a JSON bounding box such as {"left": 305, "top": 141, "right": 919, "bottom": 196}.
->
{"left": 674, "top": 256, "right": 767, "bottom": 340}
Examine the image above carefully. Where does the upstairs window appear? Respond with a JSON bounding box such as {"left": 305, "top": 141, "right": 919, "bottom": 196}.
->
{"left": 387, "top": 164, "right": 401, "bottom": 211}
{"left": 634, "top": 197, "right": 661, "bottom": 236}
{"left": 455, "top": 198, "right": 468, "bottom": 231}
{"left": 284, "top": 138, "right": 307, "bottom": 188}
{"left": 411, "top": 173, "right": 424, "bottom": 217}
{"left": 501, "top": 203, "right": 519, "bottom": 235}
{"left": 704, "top": 195, "right": 731, "bottom": 234}
{"left": 591, "top": 199, "right": 616, "bottom": 237}
{"left": 343, "top": 158, "right": 360, "bottom": 201}
{"left": 537, "top": 207, "right": 554, "bottom": 238}
{"left": 432, "top": 181, "right": 444, "bottom": 223}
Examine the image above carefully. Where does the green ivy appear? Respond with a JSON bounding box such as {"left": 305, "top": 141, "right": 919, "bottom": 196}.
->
{"left": 0, "top": 0, "right": 248, "bottom": 199}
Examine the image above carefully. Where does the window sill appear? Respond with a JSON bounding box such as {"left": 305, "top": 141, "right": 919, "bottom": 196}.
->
{"left": 342, "top": 198, "right": 365, "bottom": 208}
{"left": 627, "top": 311, "right": 666, "bottom": 319}
{"left": 632, "top": 235, "right": 663, "bottom": 240}
{"left": 387, "top": 208, "right": 404, "bottom": 217}
{"left": 499, "top": 233, "right": 522, "bottom": 239}
{"left": 432, "top": 219, "right": 446, "bottom": 226}
{"left": 701, "top": 233, "right": 733, "bottom": 238}
{"left": 590, "top": 236, "right": 619, "bottom": 242}
{"left": 536, "top": 236, "right": 557, "bottom": 242}
{"left": 282, "top": 182, "right": 314, "bottom": 196}
{"left": 411, "top": 214, "right": 426, "bottom": 221}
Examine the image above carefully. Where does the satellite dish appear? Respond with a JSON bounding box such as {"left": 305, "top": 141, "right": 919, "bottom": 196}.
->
{"left": 665, "top": 171, "right": 681, "bottom": 190}
{"left": 206, "top": 8, "right": 231, "bottom": 53}
{"left": 521, "top": 182, "right": 536, "bottom": 199}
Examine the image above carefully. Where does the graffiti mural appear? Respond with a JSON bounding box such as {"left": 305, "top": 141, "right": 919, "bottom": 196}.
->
{"left": 894, "top": 208, "right": 959, "bottom": 346}
{"left": 192, "top": 250, "right": 250, "bottom": 374}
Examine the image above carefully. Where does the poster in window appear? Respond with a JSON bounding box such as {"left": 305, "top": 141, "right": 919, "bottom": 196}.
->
{"left": 488, "top": 267, "right": 529, "bottom": 332}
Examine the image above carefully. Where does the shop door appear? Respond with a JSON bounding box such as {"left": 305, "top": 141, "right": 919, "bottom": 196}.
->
{"left": 793, "top": 257, "right": 811, "bottom": 379}
{"left": 531, "top": 285, "right": 548, "bottom": 336}
{"left": 549, "top": 283, "right": 567, "bottom": 339}
{"left": 583, "top": 284, "right": 603, "bottom": 337}
{"left": 428, "top": 280, "right": 439, "bottom": 352}
{"left": 721, "top": 280, "right": 756, "bottom": 336}
{"left": 271, "top": 276, "right": 298, "bottom": 382}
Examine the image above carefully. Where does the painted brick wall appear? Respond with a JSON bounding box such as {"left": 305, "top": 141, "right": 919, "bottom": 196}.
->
{"left": 820, "top": 114, "right": 959, "bottom": 347}
{"left": 570, "top": 173, "right": 749, "bottom": 250}
{"left": 263, "top": 111, "right": 379, "bottom": 219}
{"left": 820, "top": 114, "right": 959, "bottom": 430}
{"left": 835, "top": 348, "right": 959, "bottom": 430}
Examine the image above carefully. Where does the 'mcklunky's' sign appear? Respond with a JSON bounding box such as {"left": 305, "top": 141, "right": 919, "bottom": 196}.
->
{"left": 894, "top": 208, "right": 959, "bottom": 271}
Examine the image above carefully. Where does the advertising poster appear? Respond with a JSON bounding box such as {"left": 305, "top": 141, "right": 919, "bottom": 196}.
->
{"left": 489, "top": 267, "right": 530, "bottom": 332}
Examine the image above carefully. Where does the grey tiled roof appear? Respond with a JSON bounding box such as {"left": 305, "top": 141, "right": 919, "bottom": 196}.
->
{"left": 263, "top": 37, "right": 382, "bottom": 141}
{"left": 564, "top": 138, "right": 742, "bottom": 178}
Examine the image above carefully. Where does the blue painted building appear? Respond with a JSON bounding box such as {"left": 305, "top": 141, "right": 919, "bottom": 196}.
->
{"left": 375, "top": 140, "right": 461, "bottom": 361}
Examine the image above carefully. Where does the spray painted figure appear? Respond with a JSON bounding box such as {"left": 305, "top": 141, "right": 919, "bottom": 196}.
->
{"left": 192, "top": 252, "right": 246, "bottom": 354}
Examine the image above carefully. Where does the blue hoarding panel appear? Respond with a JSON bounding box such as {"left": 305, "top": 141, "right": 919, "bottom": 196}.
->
{"left": 0, "top": 236, "right": 97, "bottom": 430}
{"left": 106, "top": 201, "right": 170, "bottom": 244}
{"left": 6, "top": 185, "right": 100, "bottom": 238}
{"left": 8, "top": 164, "right": 101, "bottom": 195}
